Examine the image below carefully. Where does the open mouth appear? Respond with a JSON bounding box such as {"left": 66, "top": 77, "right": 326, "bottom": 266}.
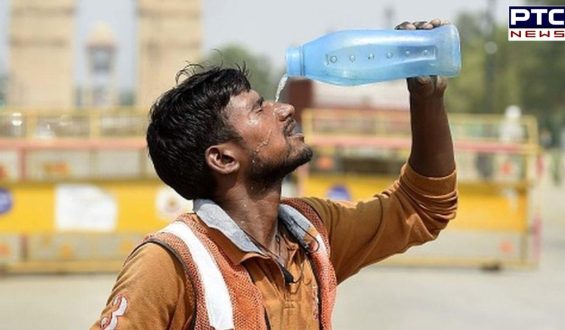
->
{"left": 284, "top": 120, "right": 297, "bottom": 136}
{"left": 284, "top": 120, "right": 304, "bottom": 140}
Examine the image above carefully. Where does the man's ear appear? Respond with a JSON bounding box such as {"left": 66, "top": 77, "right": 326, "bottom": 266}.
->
{"left": 205, "top": 143, "right": 240, "bottom": 175}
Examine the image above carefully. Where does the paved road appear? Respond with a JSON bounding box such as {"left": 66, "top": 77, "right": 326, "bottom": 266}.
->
{"left": 1, "top": 180, "right": 564, "bottom": 329}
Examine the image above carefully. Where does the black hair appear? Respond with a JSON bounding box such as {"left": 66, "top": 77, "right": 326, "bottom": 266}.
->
{"left": 146, "top": 64, "right": 251, "bottom": 200}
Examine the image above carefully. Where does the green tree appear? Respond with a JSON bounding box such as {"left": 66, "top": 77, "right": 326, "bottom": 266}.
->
{"left": 204, "top": 45, "right": 281, "bottom": 101}
{"left": 516, "top": 0, "right": 565, "bottom": 139}
{"left": 445, "top": 12, "right": 488, "bottom": 114}
{"left": 446, "top": 7, "right": 565, "bottom": 145}
{"left": 529, "top": 0, "right": 565, "bottom": 5}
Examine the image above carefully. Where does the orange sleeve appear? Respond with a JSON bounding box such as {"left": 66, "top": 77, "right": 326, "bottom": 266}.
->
{"left": 302, "top": 163, "right": 458, "bottom": 283}
{"left": 90, "top": 243, "right": 194, "bottom": 329}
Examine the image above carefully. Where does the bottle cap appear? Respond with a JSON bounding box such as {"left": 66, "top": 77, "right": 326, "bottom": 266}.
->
{"left": 286, "top": 46, "right": 303, "bottom": 77}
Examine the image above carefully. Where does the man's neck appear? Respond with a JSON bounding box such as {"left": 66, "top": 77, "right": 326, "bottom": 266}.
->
{"left": 214, "top": 182, "right": 283, "bottom": 250}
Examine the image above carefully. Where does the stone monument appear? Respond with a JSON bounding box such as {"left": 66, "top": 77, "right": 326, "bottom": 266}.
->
{"left": 136, "top": 0, "right": 202, "bottom": 107}
{"left": 8, "top": 0, "right": 75, "bottom": 110}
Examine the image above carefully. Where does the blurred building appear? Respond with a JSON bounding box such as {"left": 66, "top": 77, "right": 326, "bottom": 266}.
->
{"left": 84, "top": 22, "right": 117, "bottom": 108}
{"left": 136, "top": 0, "right": 202, "bottom": 107}
{"left": 8, "top": 0, "right": 75, "bottom": 110}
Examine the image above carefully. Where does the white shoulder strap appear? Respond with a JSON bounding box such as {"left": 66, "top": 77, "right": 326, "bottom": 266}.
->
{"left": 161, "top": 221, "right": 235, "bottom": 330}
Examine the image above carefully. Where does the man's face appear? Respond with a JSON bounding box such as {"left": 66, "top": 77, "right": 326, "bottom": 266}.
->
{"left": 225, "top": 90, "right": 313, "bottom": 182}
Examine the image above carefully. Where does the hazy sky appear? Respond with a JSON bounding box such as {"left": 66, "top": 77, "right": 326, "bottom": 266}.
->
{"left": 0, "top": 0, "right": 522, "bottom": 89}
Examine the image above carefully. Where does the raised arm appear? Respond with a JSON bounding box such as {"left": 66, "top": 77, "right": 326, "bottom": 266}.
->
{"left": 302, "top": 19, "right": 458, "bottom": 283}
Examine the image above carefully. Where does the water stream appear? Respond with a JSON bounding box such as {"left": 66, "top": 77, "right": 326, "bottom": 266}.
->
{"left": 274, "top": 74, "right": 288, "bottom": 103}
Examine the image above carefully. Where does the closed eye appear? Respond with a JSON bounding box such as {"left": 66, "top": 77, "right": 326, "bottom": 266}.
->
{"left": 253, "top": 96, "right": 265, "bottom": 113}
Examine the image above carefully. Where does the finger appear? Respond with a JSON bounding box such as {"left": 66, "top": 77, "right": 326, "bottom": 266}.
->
{"left": 394, "top": 21, "right": 407, "bottom": 30}
{"left": 416, "top": 76, "right": 433, "bottom": 84}
{"left": 407, "top": 76, "right": 431, "bottom": 95}
{"left": 430, "top": 18, "right": 442, "bottom": 27}
{"left": 407, "top": 75, "right": 448, "bottom": 95}
{"left": 415, "top": 21, "right": 435, "bottom": 30}
{"left": 422, "top": 23, "right": 434, "bottom": 29}
{"left": 407, "top": 76, "right": 431, "bottom": 89}
{"left": 412, "top": 21, "right": 426, "bottom": 29}
{"left": 435, "top": 76, "right": 448, "bottom": 92}
{"left": 441, "top": 19, "right": 451, "bottom": 26}
{"left": 395, "top": 21, "right": 415, "bottom": 30}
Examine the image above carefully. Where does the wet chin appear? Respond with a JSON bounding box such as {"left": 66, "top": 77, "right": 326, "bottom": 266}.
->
{"left": 250, "top": 145, "right": 313, "bottom": 181}
{"left": 286, "top": 145, "right": 313, "bottom": 171}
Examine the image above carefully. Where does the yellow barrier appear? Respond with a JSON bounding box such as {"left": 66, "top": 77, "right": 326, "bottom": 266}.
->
{"left": 298, "top": 108, "right": 541, "bottom": 268}
{"left": 0, "top": 180, "right": 192, "bottom": 273}
{"left": 0, "top": 180, "right": 181, "bottom": 233}
{"left": 301, "top": 174, "right": 528, "bottom": 232}
{"left": 0, "top": 108, "right": 542, "bottom": 271}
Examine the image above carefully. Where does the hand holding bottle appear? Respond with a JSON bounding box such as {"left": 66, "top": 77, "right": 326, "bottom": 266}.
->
{"left": 395, "top": 19, "right": 449, "bottom": 99}
{"left": 286, "top": 19, "right": 460, "bottom": 86}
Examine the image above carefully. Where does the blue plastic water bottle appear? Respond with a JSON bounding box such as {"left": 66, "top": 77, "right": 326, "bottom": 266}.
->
{"left": 286, "top": 25, "right": 461, "bottom": 86}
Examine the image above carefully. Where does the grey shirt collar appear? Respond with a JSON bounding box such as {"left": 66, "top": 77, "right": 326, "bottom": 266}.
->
{"left": 193, "top": 199, "right": 315, "bottom": 254}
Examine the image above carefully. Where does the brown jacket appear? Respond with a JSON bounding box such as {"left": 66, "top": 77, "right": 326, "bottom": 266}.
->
{"left": 92, "top": 164, "right": 457, "bottom": 329}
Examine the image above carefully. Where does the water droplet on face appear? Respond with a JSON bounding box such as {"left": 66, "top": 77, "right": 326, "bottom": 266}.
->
{"left": 368, "top": 53, "right": 375, "bottom": 60}
{"left": 386, "top": 52, "right": 393, "bottom": 59}
{"left": 349, "top": 55, "right": 356, "bottom": 62}
{"left": 330, "top": 56, "right": 338, "bottom": 63}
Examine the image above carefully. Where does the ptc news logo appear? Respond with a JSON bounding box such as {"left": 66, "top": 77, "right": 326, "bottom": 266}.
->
{"left": 509, "top": 6, "right": 565, "bottom": 41}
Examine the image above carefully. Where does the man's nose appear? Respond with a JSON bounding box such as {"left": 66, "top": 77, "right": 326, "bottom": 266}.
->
{"left": 275, "top": 103, "right": 295, "bottom": 120}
